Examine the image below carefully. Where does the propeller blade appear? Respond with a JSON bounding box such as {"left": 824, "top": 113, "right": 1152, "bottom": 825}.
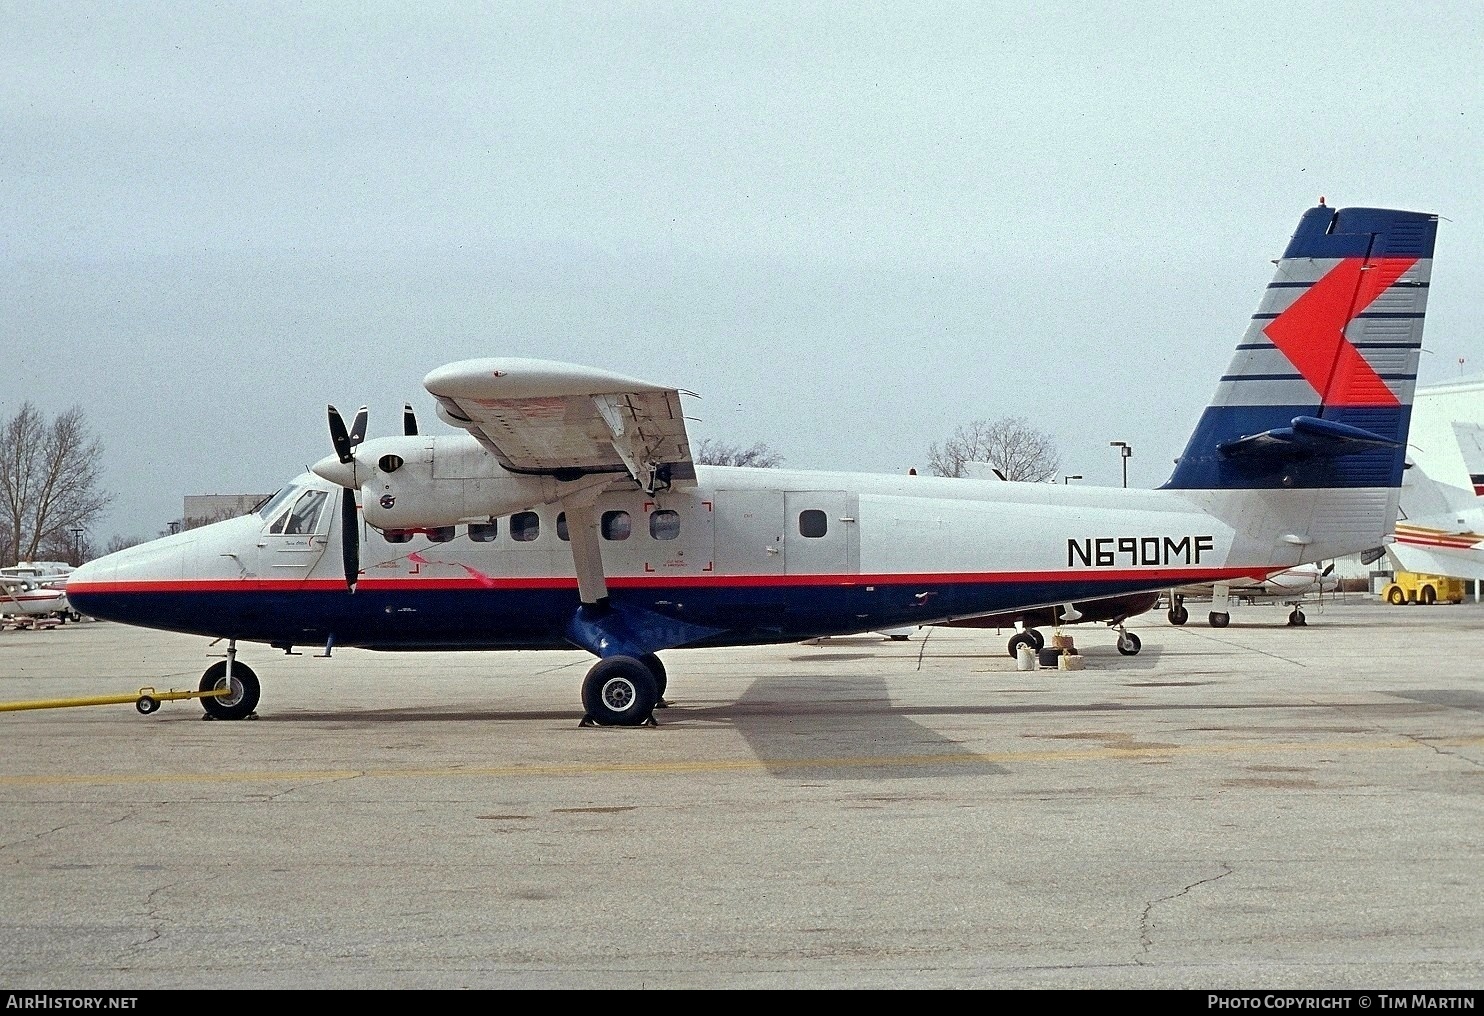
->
{"left": 403, "top": 403, "right": 418, "bottom": 436}
{"left": 1322, "top": 563, "right": 1335, "bottom": 576}
{"left": 341, "top": 487, "right": 360, "bottom": 593}
{"left": 328, "top": 405, "right": 354, "bottom": 464}
{"left": 347, "top": 405, "right": 369, "bottom": 447}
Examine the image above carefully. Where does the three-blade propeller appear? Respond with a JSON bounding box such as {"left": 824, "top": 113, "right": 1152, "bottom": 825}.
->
{"left": 326, "top": 403, "right": 419, "bottom": 594}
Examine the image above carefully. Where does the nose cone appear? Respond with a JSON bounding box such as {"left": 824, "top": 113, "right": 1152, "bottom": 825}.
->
{"left": 64, "top": 533, "right": 193, "bottom": 624}
{"left": 313, "top": 454, "right": 358, "bottom": 489}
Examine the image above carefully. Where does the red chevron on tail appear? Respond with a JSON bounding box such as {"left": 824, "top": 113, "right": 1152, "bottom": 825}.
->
{"left": 1263, "top": 256, "right": 1417, "bottom": 407}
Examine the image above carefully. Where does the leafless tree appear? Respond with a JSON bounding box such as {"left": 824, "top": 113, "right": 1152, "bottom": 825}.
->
{"left": 0, "top": 403, "right": 112, "bottom": 566}
{"left": 695, "top": 438, "right": 785, "bottom": 468}
{"left": 928, "top": 417, "right": 1060, "bottom": 481}
{"left": 103, "top": 533, "right": 150, "bottom": 555}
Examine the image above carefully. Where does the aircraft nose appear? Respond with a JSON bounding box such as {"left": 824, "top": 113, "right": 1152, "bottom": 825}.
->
{"left": 312, "top": 454, "right": 357, "bottom": 489}
{"left": 64, "top": 535, "right": 193, "bottom": 625}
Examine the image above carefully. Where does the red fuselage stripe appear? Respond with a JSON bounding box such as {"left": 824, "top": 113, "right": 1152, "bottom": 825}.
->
{"left": 68, "top": 566, "right": 1273, "bottom": 595}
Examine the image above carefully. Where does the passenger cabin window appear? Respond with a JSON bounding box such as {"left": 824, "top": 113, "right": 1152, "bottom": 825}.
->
{"left": 601, "top": 510, "right": 631, "bottom": 541}
{"left": 511, "top": 512, "right": 540, "bottom": 542}
{"left": 556, "top": 512, "right": 569, "bottom": 541}
{"left": 798, "top": 509, "right": 828, "bottom": 539}
{"left": 650, "top": 509, "right": 680, "bottom": 541}
{"left": 271, "top": 490, "right": 329, "bottom": 536}
{"left": 426, "top": 526, "right": 455, "bottom": 543}
{"left": 469, "top": 522, "right": 498, "bottom": 542}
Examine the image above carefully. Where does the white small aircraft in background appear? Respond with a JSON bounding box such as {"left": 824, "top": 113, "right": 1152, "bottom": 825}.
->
{"left": 1163, "top": 561, "right": 1339, "bottom": 628}
{"left": 0, "top": 562, "right": 79, "bottom": 625}
{"left": 66, "top": 203, "right": 1440, "bottom": 726}
{"left": 1386, "top": 421, "right": 1484, "bottom": 581}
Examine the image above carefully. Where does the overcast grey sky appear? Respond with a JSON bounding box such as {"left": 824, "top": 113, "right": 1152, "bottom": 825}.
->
{"left": 4, "top": 2, "right": 1482, "bottom": 543}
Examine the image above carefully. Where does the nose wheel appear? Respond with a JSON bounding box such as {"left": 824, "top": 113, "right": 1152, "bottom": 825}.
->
{"left": 198, "top": 660, "right": 261, "bottom": 720}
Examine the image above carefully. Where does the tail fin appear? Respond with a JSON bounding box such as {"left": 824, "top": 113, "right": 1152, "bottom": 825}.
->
{"left": 1165, "top": 204, "right": 1438, "bottom": 491}
{"left": 1389, "top": 461, "right": 1484, "bottom": 579}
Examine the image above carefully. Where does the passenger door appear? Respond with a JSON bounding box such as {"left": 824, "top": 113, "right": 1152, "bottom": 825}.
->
{"left": 783, "top": 491, "right": 859, "bottom": 576}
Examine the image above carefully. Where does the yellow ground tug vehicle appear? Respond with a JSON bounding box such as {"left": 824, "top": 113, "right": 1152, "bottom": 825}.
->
{"left": 1380, "top": 571, "right": 1466, "bottom": 605}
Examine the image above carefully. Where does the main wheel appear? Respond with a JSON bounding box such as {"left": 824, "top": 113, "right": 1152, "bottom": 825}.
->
{"left": 1117, "top": 632, "right": 1142, "bottom": 656}
{"left": 639, "top": 652, "right": 668, "bottom": 707}
{"left": 199, "top": 661, "right": 261, "bottom": 720}
{"left": 581, "top": 656, "right": 658, "bottom": 727}
{"left": 1209, "top": 612, "right": 1230, "bottom": 628}
{"left": 1167, "top": 605, "right": 1189, "bottom": 625}
{"left": 1421, "top": 585, "right": 1436, "bottom": 605}
{"left": 1386, "top": 586, "right": 1405, "bottom": 605}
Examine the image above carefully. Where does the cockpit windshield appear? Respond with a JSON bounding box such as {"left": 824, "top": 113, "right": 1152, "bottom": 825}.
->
{"left": 255, "top": 486, "right": 298, "bottom": 521}
{"left": 268, "top": 489, "right": 330, "bottom": 536}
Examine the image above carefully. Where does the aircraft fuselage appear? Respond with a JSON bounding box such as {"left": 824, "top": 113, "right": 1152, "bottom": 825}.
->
{"left": 70, "top": 463, "right": 1303, "bottom": 653}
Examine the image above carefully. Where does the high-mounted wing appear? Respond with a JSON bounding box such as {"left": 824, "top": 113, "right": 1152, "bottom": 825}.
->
{"left": 423, "top": 358, "right": 697, "bottom": 494}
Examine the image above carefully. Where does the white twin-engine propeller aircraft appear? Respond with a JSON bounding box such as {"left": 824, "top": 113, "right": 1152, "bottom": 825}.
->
{"left": 68, "top": 203, "right": 1440, "bottom": 726}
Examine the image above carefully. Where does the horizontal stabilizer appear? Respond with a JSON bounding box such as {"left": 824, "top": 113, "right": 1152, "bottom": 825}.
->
{"left": 1217, "top": 416, "right": 1400, "bottom": 464}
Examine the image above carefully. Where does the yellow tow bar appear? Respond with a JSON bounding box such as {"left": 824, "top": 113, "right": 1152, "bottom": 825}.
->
{"left": 0, "top": 686, "right": 230, "bottom": 715}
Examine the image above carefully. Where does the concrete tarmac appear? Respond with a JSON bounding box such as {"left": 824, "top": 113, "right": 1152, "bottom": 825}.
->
{"left": 1, "top": 599, "right": 1481, "bottom": 990}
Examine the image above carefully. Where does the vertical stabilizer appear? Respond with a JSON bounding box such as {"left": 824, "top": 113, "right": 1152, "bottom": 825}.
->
{"left": 1165, "top": 205, "right": 1437, "bottom": 491}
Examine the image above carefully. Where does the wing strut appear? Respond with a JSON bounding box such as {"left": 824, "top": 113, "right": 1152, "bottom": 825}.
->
{"left": 562, "top": 495, "right": 609, "bottom": 607}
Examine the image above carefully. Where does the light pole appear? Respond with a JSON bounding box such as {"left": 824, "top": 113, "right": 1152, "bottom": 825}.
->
{"left": 1109, "top": 441, "right": 1131, "bottom": 488}
{"left": 1062, "top": 474, "right": 1082, "bottom": 484}
{"left": 71, "top": 527, "right": 83, "bottom": 564}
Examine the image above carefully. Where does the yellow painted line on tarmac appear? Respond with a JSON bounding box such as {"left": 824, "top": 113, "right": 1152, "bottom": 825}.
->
{"left": 2, "top": 734, "right": 1481, "bottom": 787}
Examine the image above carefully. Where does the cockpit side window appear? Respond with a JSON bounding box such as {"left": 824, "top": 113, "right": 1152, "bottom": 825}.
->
{"left": 271, "top": 490, "right": 330, "bottom": 536}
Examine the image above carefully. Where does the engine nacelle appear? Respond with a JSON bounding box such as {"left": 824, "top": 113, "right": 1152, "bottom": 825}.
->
{"left": 350, "top": 434, "right": 615, "bottom": 530}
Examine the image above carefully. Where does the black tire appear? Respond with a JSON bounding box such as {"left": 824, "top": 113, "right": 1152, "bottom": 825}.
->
{"left": 581, "top": 656, "right": 658, "bottom": 727}
{"left": 1117, "top": 632, "right": 1142, "bottom": 656}
{"left": 199, "top": 661, "right": 261, "bottom": 720}
{"left": 1288, "top": 609, "right": 1306, "bottom": 627}
{"left": 639, "top": 652, "right": 668, "bottom": 706}
{"left": 1421, "top": 586, "right": 1436, "bottom": 605}
{"left": 1209, "top": 612, "right": 1230, "bottom": 629}
{"left": 1006, "top": 631, "right": 1039, "bottom": 658}
{"left": 1167, "top": 605, "right": 1189, "bottom": 625}
{"left": 136, "top": 695, "right": 159, "bottom": 715}
{"left": 1386, "top": 587, "right": 1405, "bottom": 606}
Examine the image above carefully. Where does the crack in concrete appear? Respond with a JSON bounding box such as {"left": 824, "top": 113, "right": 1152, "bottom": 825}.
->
{"left": 1139, "top": 863, "right": 1234, "bottom": 957}
{"left": 1401, "top": 731, "right": 1484, "bottom": 769}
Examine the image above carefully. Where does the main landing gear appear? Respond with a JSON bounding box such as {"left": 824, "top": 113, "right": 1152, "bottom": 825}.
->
{"left": 579, "top": 652, "right": 668, "bottom": 728}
